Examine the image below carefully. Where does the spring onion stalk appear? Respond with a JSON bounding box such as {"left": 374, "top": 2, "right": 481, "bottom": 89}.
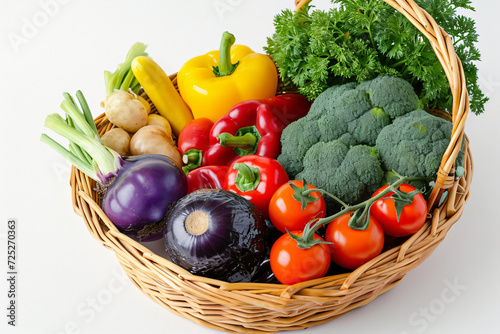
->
{"left": 75, "top": 90, "right": 99, "bottom": 138}
{"left": 64, "top": 115, "right": 92, "bottom": 164}
{"left": 60, "top": 100, "right": 98, "bottom": 140}
{"left": 40, "top": 134, "right": 97, "bottom": 178}
{"left": 41, "top": 91, "right": 122, "bottom": 184}
{"left": 104, "top": 42, "right": 148, "bottom": 96}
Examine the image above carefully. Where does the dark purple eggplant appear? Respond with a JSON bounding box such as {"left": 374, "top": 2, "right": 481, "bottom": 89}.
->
{"left": 163, "top": 189, "right": 267, "bottom": 283}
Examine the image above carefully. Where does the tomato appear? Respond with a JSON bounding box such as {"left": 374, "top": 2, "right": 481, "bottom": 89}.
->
{"left": 270, "top": 231, "right": 331, "bottom": 285}
{"left": 370, "top": 183, "right": 427, "bottom": 237}
{"left": 324, "top": 212, "right": 384, "bottom": 270}
{"left": 224, "top": 155, "right": 289, "bottom": 217}
{"left": 268, "top": 180, "right": 326, "bottom": 233}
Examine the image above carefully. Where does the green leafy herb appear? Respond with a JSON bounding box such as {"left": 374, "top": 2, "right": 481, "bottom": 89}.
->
{"left": 265, "top": 0, "right": 487, "bottom": 115}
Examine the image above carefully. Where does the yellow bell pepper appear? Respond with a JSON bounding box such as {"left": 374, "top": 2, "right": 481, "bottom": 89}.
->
{"left": 131, "top": 56, "right": 193, "bottom": 136}
{"left": 177, "top": 31, "right": 278, "bottom": 122}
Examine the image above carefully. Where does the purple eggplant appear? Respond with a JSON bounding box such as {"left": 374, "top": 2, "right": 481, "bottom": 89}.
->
{"left": 164, "top": 189, "right": 267, "bottom": 283}
{"left": 102, "top": 154, "right": 187, "bottom": 241}
{"left": 41, "top": 91, "right": 187, "bottom": 242}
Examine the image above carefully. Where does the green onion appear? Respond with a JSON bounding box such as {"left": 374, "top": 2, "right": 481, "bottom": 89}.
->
{"left": 41, "top": 92, "right": 121, "bottom": 184}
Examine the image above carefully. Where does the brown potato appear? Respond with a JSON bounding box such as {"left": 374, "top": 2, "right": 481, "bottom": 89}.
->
{"left": 130, "top": 125, "right": 182, "bottom": 167}
{"left": 147, "top": 114, "right": 172, "bottom": 139}
{"left": 101, "top": 127, "right": 131, "bottom": 156}
{"left": 137, "top": 95, "right": 152, "bottom": 114}
{"left": 103, "top": 90, "right": 148, "bottom": 133}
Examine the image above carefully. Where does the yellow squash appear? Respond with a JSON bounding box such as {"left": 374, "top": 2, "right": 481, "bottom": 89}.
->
{"left": 177, "top": 31, "right": 278, "bottom": 122}
{"left": 131, "top": 56, "right": 193, "bottom": 136}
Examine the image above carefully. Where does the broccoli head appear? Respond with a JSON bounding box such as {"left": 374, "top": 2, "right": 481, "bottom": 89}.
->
{"left": 296, "top": 140, "right": 384, "bottom": 206}
{"left": 278, "top": 75, "right": 420, "bottom": 176}
{"left": 375, "top": 109, "right": 464, "bottom": 178}
{"left": 277, "top": 75, "right": 421, "bottom": 204}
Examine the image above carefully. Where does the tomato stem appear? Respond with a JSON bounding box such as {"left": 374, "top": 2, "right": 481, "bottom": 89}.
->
{"left": 289, "top": 180, "right": 324, "bottom": 210}
{"left": 287, "top": 223, "right": 332, "bottom": 249}
{"left": 347, "top": 204, "right": 373, "bottom": 230}
{"left": 289, "top": 173, "right": 425, "bottom": 248}
{"left": 385, "top": 185, "right": 422, "bottom": 222}
{"left": 302, "top": 188, "right": 348, "bottom": 209}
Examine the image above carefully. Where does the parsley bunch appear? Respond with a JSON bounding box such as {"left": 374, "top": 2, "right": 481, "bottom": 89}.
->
{"left": 265, "top": 0, "right": 487, "bottom": 115}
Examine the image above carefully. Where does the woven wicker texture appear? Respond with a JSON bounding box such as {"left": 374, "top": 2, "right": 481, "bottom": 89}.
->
{"left": 69, "top": 0, "right": 473, "bottom": 332}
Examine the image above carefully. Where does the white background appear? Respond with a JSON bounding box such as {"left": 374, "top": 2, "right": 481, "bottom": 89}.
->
{"left": 1, "top": 0, "right": 499, "bottom": 333}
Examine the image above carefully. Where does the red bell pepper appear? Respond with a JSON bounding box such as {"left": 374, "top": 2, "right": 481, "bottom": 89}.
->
{"left": 179, "top": 117, "right": 240, "bottom": 173}
{"left": 186, "top": 165, "right": 228, "bottom": 194}
{"left": 213, "top": 94, "right": 311, "bottom": 159}
{"left": 224, "top": 155, "right": 289, "bottom": 218}
{"left": 177, "top": 117, "right": 214, "bottom": 174}
{"left": 179, "top": 94, "right": 310, "bottom": 173}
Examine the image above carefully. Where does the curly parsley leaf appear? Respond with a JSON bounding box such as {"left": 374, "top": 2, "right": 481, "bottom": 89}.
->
{"left": 265, "top": 0, "right": 487, "bottom": 115}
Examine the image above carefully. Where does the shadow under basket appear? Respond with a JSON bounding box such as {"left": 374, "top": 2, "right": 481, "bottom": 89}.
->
{"left": 69, "top": 0, "right": 473, "bottom": 332}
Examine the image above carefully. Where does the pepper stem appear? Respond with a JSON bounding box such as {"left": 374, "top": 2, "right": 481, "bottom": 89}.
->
{"left": 213, "top": 31, "right": 239, "bottom": 77}
{"left": 218, "top": 125, "right": 261, "bottom": 156}
{"left": 233, "top": 163, "right": 261, "bottom": 192}
{"left": 218, "top": 132, "right": 257, "bottom": 149}
{"left": 182, "top": 149, "right": 203, "bottom": 174}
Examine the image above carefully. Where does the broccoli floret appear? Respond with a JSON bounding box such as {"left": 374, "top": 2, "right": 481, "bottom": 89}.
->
{"left": 358, "top": 75, "right": 423, "bottom": 118}
{"left": 277, "top": 120, "right": 321, "bottom": 176}
{"left": 296, "top": 140, "right": 384, "bottom": 205}
{"left": 375, "top": 109, "right": 464, "bottom": 178}
{"left": 278, "top": 76, "right": 420, "bottom": 204}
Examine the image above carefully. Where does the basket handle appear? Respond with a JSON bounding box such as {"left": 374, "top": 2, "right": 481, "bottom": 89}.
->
{"left": 293, "top": 0, "right": 469, "bottom": 210}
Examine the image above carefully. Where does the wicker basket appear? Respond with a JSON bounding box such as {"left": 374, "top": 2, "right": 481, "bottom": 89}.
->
{"left": 69, "top": 0, "right": 473, "bottom": 332}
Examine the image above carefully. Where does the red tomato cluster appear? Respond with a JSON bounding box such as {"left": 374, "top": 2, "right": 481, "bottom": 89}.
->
{"left": 267, "top": 182, "right": 428, "bottom": 285}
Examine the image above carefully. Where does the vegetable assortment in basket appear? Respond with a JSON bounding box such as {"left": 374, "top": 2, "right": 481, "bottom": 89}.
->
{"left": 40, "top": 0, "right": 482, "bottom": 332}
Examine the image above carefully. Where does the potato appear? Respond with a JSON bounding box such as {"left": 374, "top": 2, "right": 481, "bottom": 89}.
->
{"left": 137, "top": 95, "right": 152, "bottom": 114}
{"left": 101, "top": 127, "right": 131, "bottom": 156}
{"left": 130, "top": 125, "right": 182, "bottom": 167}
{"left": 103, "top": 90, "right": 148, "bottom": 133}
{"left": 147, "top": 114, "right": 172, "bottom": 139}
